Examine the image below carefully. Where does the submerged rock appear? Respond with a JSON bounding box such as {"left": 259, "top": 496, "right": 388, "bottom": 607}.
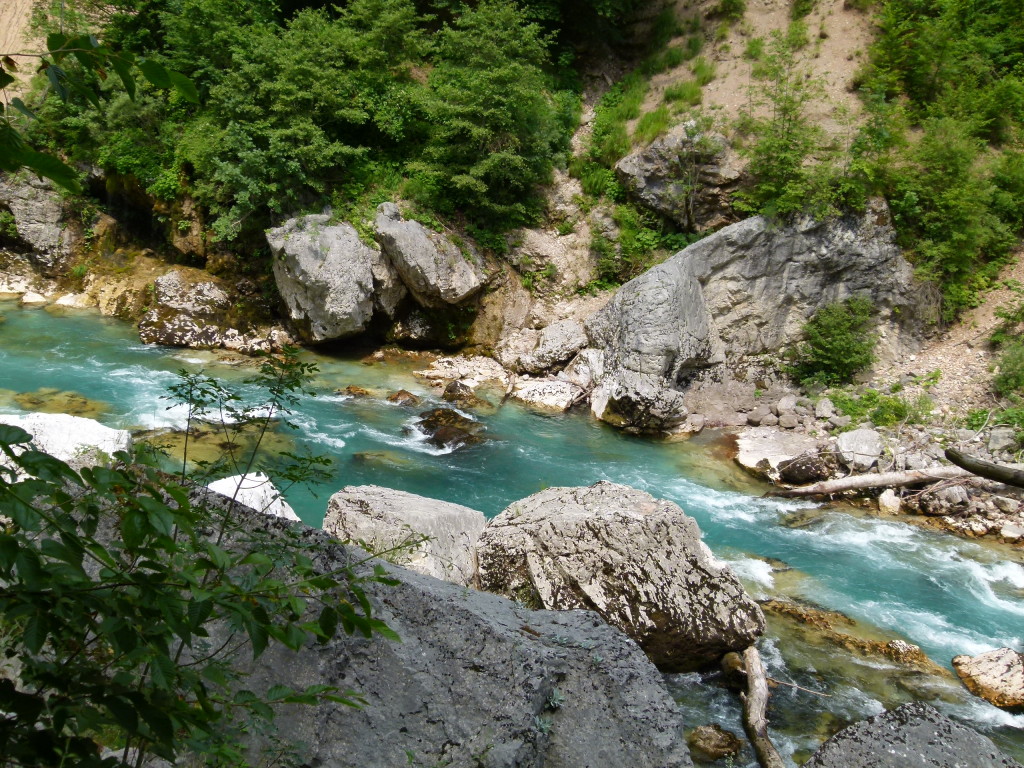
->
{"left": 687, "top": 723, "right": 742, "bottom": 763}
{"left": 476, "top": 481, "right": 765, "bottom": 671}
{"left": 385, "top": 389, "right": 422, "bottom": 407}
{"left": 323, "top": 485, "right": 485, "bottom": 586}
{"left": 803, "top": 701, "right": 1022, "bottom": 767}
{"left": 953, "top": 647, "right": 1024, "bottom": 708}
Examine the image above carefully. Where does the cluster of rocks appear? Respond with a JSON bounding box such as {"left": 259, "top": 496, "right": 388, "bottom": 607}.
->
{"left": 267, "top": 203, "right": 487, "bottom": 348}
{"left": 324, "top": 480, "right": 765, "bottom": 673}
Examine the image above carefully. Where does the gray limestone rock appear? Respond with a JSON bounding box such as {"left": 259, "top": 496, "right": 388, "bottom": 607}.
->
{"left": 267, "top": 215, "right": 404, "bottom": 342}
{"left": 735, "top": 427, "right": 822, "bottom": 483}
{"left": 0, "top": 413, "right": 131, "bottom": 471}
{"left": 803, "top": 702, "right": 1022, "bottom": 768}
{"left": 137, "top": 269, "right": 233, "bottom": 349}
{"left": 584, "top": 205, "right": 937, "bottom": 432}
{"left": 989, "top": 426, "right": 1019, "bottom": 454}
{"left": 476, "top": 481, "right": 765, "bottom": 671}
{"left": 836, "top": 428, "right": 884, "bottom": 472}
{"left": 814, "top": 397, "right": 836, "bottom": 419}
{"left": 614, "top": 123, "right": 744, "bottom": 232}
{"left": 374, "top": 203, "right": 485, "bottom": 308}
{"left": 0, "top": 174, "right": 73, "bottom": 272}
{"left": 495, "top": 320, "right": 588, "bottom": 374}
{"left": 221, "top": 498, "right": 695, "bottom": 768}
{"left": 323, "top": 486, "right": 485, "bottom": 587}
{"left": 953, "top": 647, "right": 1024, "bottom": 708}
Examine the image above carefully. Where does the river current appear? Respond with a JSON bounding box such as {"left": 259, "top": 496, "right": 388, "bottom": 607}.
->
{"left": 1, "top": 299, "right": 1022, "bottom": 765}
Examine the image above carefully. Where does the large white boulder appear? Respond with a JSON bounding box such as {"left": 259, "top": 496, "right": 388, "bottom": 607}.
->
{"left": 323, "top": 486, "right": 486, "bottom": 587}
{"left": 0, "top": 412, "right": 131, "bottom": 470}
{"left": 477, "top": 481, "right": 765, "bottom": 670}
{"left": 206, "top": 473, "right": 300, "bottom": 522}
{"left": 952, "top": 647, "right": 1024, "bottom": 709}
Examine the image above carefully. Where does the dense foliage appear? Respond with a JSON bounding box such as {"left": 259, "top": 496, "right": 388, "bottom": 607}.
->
{"left": 0, "top": 351, "right": 397, "bottom": 767}
{"left": 13, "top": 0, "right": 662, "bottom": 244}
{"left": 791, "top": 297, "right": 877, "bottom": 386}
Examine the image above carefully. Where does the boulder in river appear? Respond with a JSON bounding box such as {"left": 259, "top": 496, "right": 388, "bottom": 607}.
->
{"left": 266, "top": 214, "right": 406, "bottom": 343}
{"left": 412, "top": 408, "right": 486, "bottom": 451}
{"left": 802, "top": 701, "right": 1022, "bottom": 768}
{"left": 952, "top": 647, "right": 1024, "bottom": 708}
{"left": 323, "top": 485, "right": 485, "bottom": 586}
{"left": 734, "top": 427, "right": 822, "bottom": 483}
{"left": 374, "top": 202, "right": 486, "bottom": 308}
{"left": 206, "top": 473, "right": 299, "bottom": 522}
{"left": 476, "top": 481, "right": 765, "bottom": 671}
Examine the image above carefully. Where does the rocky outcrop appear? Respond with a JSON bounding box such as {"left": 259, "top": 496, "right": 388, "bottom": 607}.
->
{"left": 578, "top": 204, "right": 938, "bottom": 432}
{"left": 266, "top": 215, "right": 405, "bottom": 342}
{"left": 494, "top": 320, "right": 588, "bottom": 374}
{"left": 0, "top": 412, "right": 131, "bottom": 470}
{"left": 836, "top": 428, "right": 885, "bottom": 472}
{"left": 953, "top": 647, "right": 1024, "bottom": 708}
{"left": 323, "top": 486, "right": 486, "bottom": 586}
{"left": 0, "top": 174, "right": 74, "bottom": 273}
{"left": 476, "top": 481, "right": 765, "bottom": 671}
{"left": 206, "top": 473, "right": 300, "bottom": 522}
{"left": 510, "top": 377, "right": 584, "bottom": 411}
{"left": 136, "top": 268, "right": 289, "bottom": 353}
{"left": 237, "top": 514, "right": 694, "bottom": 768}
{"left": 374, "top": 203, "right": 486, "bottom": 308}
{"left": 803, "top": 702, "right": 1022, "bottom": 768}
{"left": 615, "top": 123, "right": 744, "bottom": 232}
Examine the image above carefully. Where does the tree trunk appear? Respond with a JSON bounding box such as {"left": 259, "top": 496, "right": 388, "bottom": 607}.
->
{"left": 945, "top": 449, "right": 1024, "bottom": 489}
{"left": 769, "top": 466, "right": 972, "bottom": 497}
{"left": 741, "top": 646, "right": 786, "bottom": 768}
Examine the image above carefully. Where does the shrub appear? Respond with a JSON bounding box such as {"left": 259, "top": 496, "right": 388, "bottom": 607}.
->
{"left": 664, "top": 80, "right": 702, "bottom": 107}
{"left": 692, "top": 57, "right": 716, "bottom": 86}
{"left": 792, "top": 296, "right": 877, "bottom": 386}
{"left": 995, "top": 340, "right": 1024, "bottom": 397}
{"left": 634, "top": 106, "right": 671, "bottom": 145}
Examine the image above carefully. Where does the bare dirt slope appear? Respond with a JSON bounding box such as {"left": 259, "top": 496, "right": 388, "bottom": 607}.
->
{"left": 0, "top": 0, "right": 38, "bottom": 99}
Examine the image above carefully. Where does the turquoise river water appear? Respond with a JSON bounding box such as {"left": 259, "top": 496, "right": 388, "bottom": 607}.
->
{"left": 1, "top": 299, "right": 1022, "bottom": 765}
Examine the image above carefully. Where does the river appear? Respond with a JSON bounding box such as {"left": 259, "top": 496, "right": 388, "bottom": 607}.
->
{"left": 1, "top": 298, "right": 1022, "bottom": 765}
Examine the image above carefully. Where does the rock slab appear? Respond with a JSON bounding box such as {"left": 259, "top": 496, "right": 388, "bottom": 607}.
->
{"left": 232, "top": 504, "right": 695, "bottom": 768}
{"left": 323, "top": 485, "right": 485, "bottom": 587}
{"left": 803, "top": 701, "right": 1022, "bottom": 768}
{"left": 952, "top": 647, "right": 1024, "bottom": 708}
{"left": 476, "top": 481, "right": 764, "bottom": 671}
{"left": 206, "top": 473, "right": 300, "bottom": 522}
{"left": 0, "top": 412, "right": 131, "bottom": 470}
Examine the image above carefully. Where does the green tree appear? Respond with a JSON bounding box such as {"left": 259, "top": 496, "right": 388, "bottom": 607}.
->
{"left": 791, "top": 296, "right": 877, "bottom": 386}
{"left": 410, "top": 0, "right": 574, "bottom": 228}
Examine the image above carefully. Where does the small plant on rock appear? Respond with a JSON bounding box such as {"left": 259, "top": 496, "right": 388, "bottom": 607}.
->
{"left": 792, "top": 297, "right": 877, "bottom": 386}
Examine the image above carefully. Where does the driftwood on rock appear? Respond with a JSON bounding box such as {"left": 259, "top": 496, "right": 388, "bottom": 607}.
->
{"left": 740, "top": 646, "right": 786, "bottom": 768}
{"left": 769, "top": 466, "right": 972, "bottom": 498}
{"left": 945, "top": 449, "right": 1024, "bottom": 490}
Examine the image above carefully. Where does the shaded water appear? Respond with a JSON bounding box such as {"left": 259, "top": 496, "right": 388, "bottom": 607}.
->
{"left": 2, "top": 300, "right": 1022, "bottom": 764}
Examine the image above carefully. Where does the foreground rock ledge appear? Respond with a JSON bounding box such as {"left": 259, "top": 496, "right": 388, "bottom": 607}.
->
{"left": 477, "top": 481, "right": 764, "bottom": 671}
{"left": 235, "top": 507, "right": 694, "bottom": 767}
{"left": 803, "top": 701, "right": 1022, "bottom": 768}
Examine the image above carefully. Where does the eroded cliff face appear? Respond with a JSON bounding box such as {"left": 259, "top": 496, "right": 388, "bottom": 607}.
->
{"left": 570, "top": 201, "right": 939, "bottom": 432}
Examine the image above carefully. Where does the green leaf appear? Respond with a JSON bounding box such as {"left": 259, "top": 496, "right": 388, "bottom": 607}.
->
{"left": 45, "top": 65, "right": 69, "bottom": 101}
{"left": 187, "top": 598, "right": 213, "bottom": 630}
{"left": 9, "top": 98, "right": 36, "bottom": 120}
{"left": 246, "top": 619, "right": 269, "bottom": 658}
{"left": 104, "top": 696, "right": 138, "bottom": 733}
{"left": 46, "top": 33, "right": 69, "bottom": 56}
{"left": 0, "top": 425, "right": 31, "bottom": 446}
{"left": 0, "top": 71, "right": 15, "bottom": 90}
{"left": 168, "top": 70, "right": 199, "bottom": 103}
{"left": 317, "top": 605, "right": 338, "bottom": 640}
{"left": 24, "top": 612, "right": 48, "bottom": 654}
{"left": 266, "top": 684, "right": 293, "bottom": 701}
{"left": 15, "top": 450, "right": 78, "bottom": 484}
{"left": 110, "top": 56, "right": 136, "bottom": 100}
{"left": 18, "top": 148, "right": 81, "bottom": 193}
{"left": 138, "top": 59, "right": 172, "bottom": 89}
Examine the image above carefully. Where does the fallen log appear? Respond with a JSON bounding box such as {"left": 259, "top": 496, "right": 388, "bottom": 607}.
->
{"left": 741, "top": 646, "right": 786, "bottom": 768}
{"left": 945, "top": 449, "right": 1024, "bottom": 490}
{"left": 768, "top": 466, "right": 971, "bottom": 498}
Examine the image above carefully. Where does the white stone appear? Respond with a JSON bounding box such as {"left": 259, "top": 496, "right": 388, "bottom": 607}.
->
{"left": 0, "top": 412, "right": 131, "bottom": 470}
{"left": 324, "top": 486, "right": 486, "bottom": 586}
{"left": 510, "top": 378, "right": 583, "bottom": 411}
{"left": 836, "top": 428, "right": 884, "bottom": 472}
{"left": 734, "top": 426, "right": 820, "bottom": 482}
{"left": 19, "top": 291, "right": 47, "bottom": 305}
{"left": 207, "top": 473, "right": 299, "bottom": 522}
{"left": 878, "top": 489, "right": 901, "bottom": 515}
{"left": 952, "top": 647, "right": 1024, "bottom": 708}
{"left": 53, "top": 292, "right": 94, "bottom": 308}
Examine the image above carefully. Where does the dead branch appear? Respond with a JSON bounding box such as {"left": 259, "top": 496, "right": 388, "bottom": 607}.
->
{"left": 741, "top": 646, "right": 786, "bottom": 768}
{"left": 768, "top": 466, "right": 972, "bottom": 497}
{"left": 945, "top": 449, "right": 1024, "bottom": 490}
